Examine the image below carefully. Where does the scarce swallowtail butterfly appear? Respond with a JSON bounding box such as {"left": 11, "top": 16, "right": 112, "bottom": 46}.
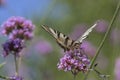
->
{"left": 41, "top": 23, "right": 97, "bottom": 51}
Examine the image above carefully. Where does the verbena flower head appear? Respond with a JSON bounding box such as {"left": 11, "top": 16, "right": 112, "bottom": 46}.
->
{"left": 2, "top": 38, "right": 25, "bottom": 57}
{"left": 1, "top": 16, "right": 35, "bottom": 57}
{"left": 57, "top": 47, "right": 90, "bottom": 75}
{"left": 1, "top": 16, "right": 35, "bottom": 40}
{"left": 9, "top": 75, "right": 23, "bottom": 80}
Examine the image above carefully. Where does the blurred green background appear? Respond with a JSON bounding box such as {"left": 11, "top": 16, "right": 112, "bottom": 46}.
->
{"left": 0, "top": 0, "right": 120, "bottom": 80}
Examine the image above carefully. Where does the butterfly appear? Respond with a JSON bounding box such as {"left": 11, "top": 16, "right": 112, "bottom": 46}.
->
{"left": 41, "top": 23, "right": 97, "bottom": 51}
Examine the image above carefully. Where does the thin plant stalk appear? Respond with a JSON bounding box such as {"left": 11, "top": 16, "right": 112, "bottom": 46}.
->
{"left": 73, "top": 75, "right": 76, "bottom": 80}
{"left": 71, "top": 70, "right": 77, "bottom": 80}
{"left": 14, "top": 55, "right": 19, "bottom": 76}
{"left": 0, "top": 62, "right": 6, "bottom": 68}
{"left": 18, "top": 56, "right": 22, "bottom": 73}
{"left": 0, "top": 75, "right": 9, "bottom": 80}
{"left": 83, "top": 1, "right": 120, "bottom": 80}
{"left": 14, "top": 53, "right": 22, "bottom": 77}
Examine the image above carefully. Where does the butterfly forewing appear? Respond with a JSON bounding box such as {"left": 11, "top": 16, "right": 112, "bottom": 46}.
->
{"left": 77, "top": 23, "right": 97, "bottom": 43}
{"left": 41, "top": 25, "right": 75, "bottom": 51}
{"left": 41, "top": 25, "right": 58, "bottom": 38}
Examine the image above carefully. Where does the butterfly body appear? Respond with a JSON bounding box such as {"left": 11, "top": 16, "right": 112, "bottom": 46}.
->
{"left": 56, "top": 37, "right": 80, "bottom": 51}
{"left": 41, "top": 23, "right": 97, "bottom": 51}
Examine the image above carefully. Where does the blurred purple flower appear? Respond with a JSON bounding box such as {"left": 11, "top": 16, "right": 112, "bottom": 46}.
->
{"left": 57, "top": 48, "right": 90, "bottom": 75}
{"left": 114, "top": 58, "right": 120, "bottom": 80}
{"left": 110, "top": 28, "right": 120, "bottom": 44}
{"left": 81, "top": 41, "right": 96, "bottom": 57}
{"left": 69, "top": 24, "right": 87, "bottom": 40}
{"left": 34, "top": 39, "right": 53, "bottom": 55}
{"left": 95, "top": 20, "right": 108, "bottom": 33}
{"left": 0, "top": 0, "right": 5, "bottom": 6}
{"left": 9, "top": 75, "right": 23, "bottom": 80}
{"left": 1, "top": 16, "right": 35, "bottom": 40}
{"left": 2, "top": 38, "right": 25, "bottom": 57}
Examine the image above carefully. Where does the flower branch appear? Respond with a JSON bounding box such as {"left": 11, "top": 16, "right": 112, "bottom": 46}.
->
{"left": 0, "top": 75, "right": 9, "bottom": 80}
{"left": 0, "top": 16, "right": 35, "bottom": 80}
{"left": 83, "top": 1, "right": 120, "bottom": 80}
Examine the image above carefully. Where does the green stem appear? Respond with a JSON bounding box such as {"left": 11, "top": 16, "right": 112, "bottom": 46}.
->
{"left": 0, "top": 75, "right": 9, "bottom": 80}
{"left": 14, "top": 55, "right": 19, "bottom": 76}
{"left": 71, "top": 70, "right": 77, "bottom": 80}
{"left": 73, "top": 75, "right": 76, "bottom": 80}
{"left": 83, "top": 1, "right": 120, "bottom": 80}
{"left": 0, "top": 62, "right": 6, "bottom": 68}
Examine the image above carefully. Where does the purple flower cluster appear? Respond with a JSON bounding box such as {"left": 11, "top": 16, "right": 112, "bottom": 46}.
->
{"left": 114, "top": 58, "right": 120, "bottom": 80}
{"left": 0, "top": 0, "right": 5, "bottom": 6}
{"left": 69, "top": 24, "right": 87, "bottom": 40}
{"left": 110, "top": 28, "right": 120, "bottom": 44}
{"left": 2, "top": 38, "right": 25, "bottom": 57}
{"left": 9, "top": 75, "right": 23, "bottom": 80}
{"left": 57, "top": 48, "right": 90, "bottom": 74}
{"left": 1, "top": 16, "right": 35, "bottom": 57}
{"left": 1, "top": 16, "right": 35, "bottom": 40}
{"left": 95, "top": 20, "right": 108, "bottom": 33}
{"left": 81, "top": 41, "right": 96, "bottom": 57}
